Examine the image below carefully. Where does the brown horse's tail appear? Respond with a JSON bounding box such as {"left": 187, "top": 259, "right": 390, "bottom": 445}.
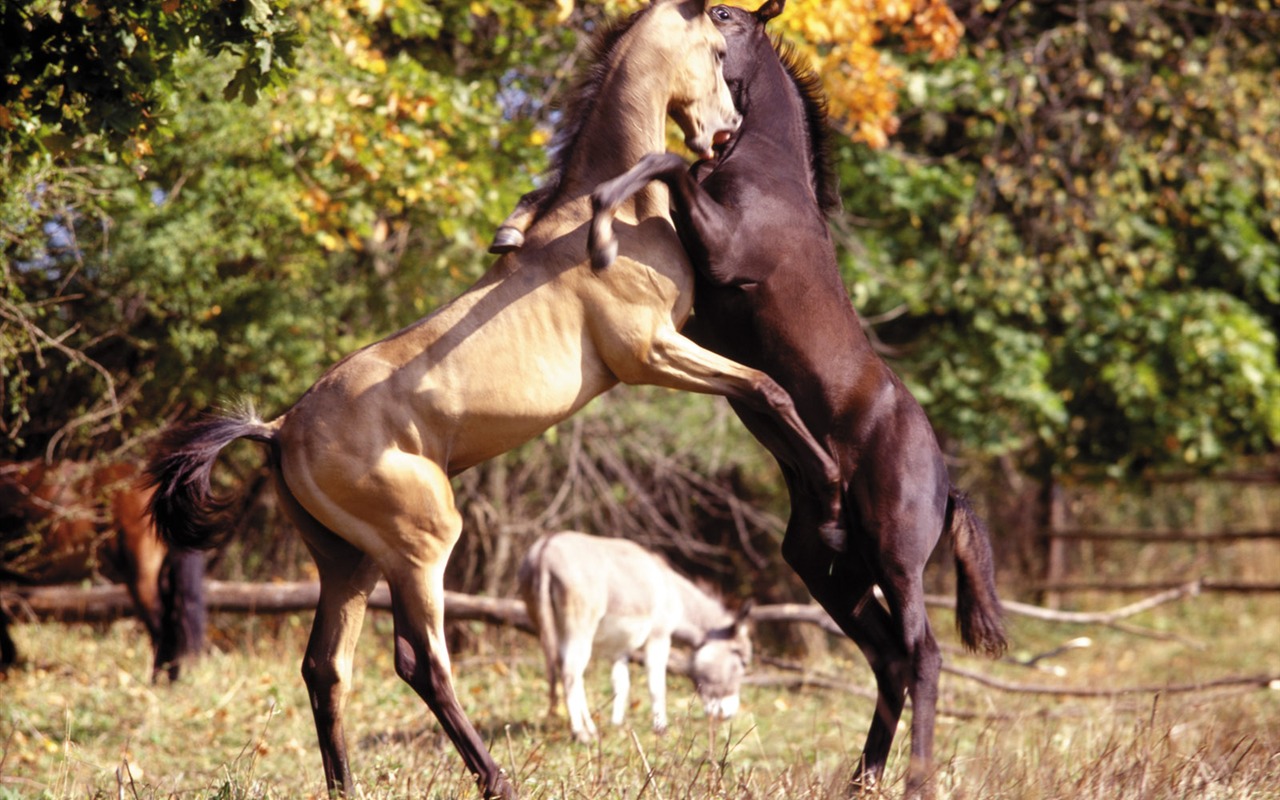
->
{"left": 146, "top": 405, "right": 277, "bottom": 552}
{"left": 946, "top": 490, "right": 1008, "bottom": 657}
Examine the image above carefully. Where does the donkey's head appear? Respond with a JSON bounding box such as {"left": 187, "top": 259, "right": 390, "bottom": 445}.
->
{"left": 644, "top": 0, "right": 742, "bottom": 159}
{"left": 690, "top": 601, "right": 753, "bottom": 719}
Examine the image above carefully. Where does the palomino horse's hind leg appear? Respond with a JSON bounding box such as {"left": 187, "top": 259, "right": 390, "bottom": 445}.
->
{"left": 303, "top": 550, "right": 380, "bottom": 796}
{"left": 387, "top": 560, "right": 516, "bottom": 798}
{"left": 281, "top": 472, "right": 382, "bottom": 797}
{"left": 375, "top": 461, "right": 515, "bottom": 799}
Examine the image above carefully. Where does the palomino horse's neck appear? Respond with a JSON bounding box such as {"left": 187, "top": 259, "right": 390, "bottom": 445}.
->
{"left": 557, "top": 33, "right": 674, "bottom": 215}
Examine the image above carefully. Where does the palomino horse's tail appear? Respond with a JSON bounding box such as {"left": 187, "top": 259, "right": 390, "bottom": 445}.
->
{"left": 945, "top": 490, "right": 1008, "bottom": 657}
{"left": 146, "top": 405, "right": 277, "bottom": 552}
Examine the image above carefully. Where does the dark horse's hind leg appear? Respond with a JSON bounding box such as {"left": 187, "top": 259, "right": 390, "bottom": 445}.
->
{"left": 779, "top": 483, "right": 942, "bottom": 797}
{"left": 0, "top": 611, "right": 17, "bottom": 668}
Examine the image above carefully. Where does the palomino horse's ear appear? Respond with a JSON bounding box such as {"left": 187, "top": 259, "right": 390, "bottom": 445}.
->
{"left": 754, "top": 0, "right": 785, "bottom": 23}
{"left": 734, "top": 599, "right": 754, "bottom": 627}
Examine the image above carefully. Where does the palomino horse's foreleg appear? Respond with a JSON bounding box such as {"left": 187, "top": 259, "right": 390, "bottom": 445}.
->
{"left": 615, "top": 330, "right": 845, "bottom": 547}
{"left": 489, "top": 185, "right": 554, "bottom": 255}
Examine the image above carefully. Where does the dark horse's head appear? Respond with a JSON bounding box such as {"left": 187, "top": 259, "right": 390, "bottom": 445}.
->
{"left": 704, "top": 0, "right": 841, "bottom": 213}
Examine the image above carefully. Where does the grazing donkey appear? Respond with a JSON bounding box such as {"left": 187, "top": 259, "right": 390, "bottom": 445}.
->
{"left": 517, "top": 531, "right": 751, "bottom": 742}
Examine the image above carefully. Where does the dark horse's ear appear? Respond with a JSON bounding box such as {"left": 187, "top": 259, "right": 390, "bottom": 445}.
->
{"left": 755, "top": 0, "right": 785, "bottom": 23}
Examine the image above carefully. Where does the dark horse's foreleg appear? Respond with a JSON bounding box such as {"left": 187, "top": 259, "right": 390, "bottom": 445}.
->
{"left": 0, "top": 611, "right": 16, "bottom": 668}
{"left": 589, "top": 152, "right": 736, "bottom": 272}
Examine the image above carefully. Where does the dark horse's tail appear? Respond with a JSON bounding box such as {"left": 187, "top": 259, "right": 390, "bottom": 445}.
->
{"left": 146, "top": 406, "right": 278, "bottom": 552}
{"left": 945, "top": 490, "right": 1008, "bottom": 657}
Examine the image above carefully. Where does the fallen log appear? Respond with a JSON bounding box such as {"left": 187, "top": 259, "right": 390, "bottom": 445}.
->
{"left": 1, "top": 581, "right": 533, "bottom": 632}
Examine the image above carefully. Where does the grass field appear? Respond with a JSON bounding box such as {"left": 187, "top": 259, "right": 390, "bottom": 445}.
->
{"left": 3, "top": 594, "right": 1279, "bottom": 799}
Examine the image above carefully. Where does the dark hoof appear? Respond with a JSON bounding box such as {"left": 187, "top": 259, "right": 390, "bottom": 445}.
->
{"left": 489, "top": 226, "right": 525, "bottom": 255}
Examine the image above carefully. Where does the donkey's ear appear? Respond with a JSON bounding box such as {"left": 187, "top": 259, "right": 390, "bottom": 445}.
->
{"left": 734, "top": 599, "right": 755, "bottom": 626}
{"left": 755, "top": 0, "right": 785, "bottom": 23}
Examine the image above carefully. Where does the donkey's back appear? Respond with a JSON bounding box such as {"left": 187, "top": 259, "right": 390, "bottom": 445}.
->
{"left": 517, "top": 531, "right": 749, "bottom": 742}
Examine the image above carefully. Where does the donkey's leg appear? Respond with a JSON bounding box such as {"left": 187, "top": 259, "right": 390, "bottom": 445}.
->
{"left": 643, "top": 635, "right": 672, "bottom": 733}
{"left": 561, "top": 635, "right": 599, "bottom": 742}
{"left": 609, "top": 657, "right": 631, "bottom": 726}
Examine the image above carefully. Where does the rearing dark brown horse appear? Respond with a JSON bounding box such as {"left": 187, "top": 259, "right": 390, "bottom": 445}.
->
{"left": 584, "top": 2, "right": 1008, "bottom": 794}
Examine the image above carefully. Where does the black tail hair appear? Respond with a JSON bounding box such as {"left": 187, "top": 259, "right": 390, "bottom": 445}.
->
{"left": 146, "top": 408, "right": 275, "bottom": 552}
{"left": 947, "top": 490, "right": 1008, "bottom": 657}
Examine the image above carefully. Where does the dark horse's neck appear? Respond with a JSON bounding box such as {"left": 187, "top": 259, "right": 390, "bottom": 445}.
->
{"left": 712, "top": 38, "right": 838, "bottom": 215}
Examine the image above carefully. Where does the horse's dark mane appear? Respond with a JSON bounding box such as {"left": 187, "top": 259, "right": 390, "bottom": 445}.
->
{"left": 771, "top": 36, "right": 841, "bottom": 215}
{"left": 534, "top": 10, "right": 645, "bottom": 211}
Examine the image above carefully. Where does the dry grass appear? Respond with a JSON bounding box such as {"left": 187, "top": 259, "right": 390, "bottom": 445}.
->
{"left": 2, "top": 595, "right": 1279, "bottom": 799}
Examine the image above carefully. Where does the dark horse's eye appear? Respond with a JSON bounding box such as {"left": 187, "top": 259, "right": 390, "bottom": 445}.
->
{"left": 712, "top": 6, "right": 731, "bottom": 21}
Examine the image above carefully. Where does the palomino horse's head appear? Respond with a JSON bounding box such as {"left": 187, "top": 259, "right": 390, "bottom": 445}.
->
{"left": 690, "top": 601, "right": 753, "bottom": 719}
{"left": 644, "top": 0, "right": 742, "bottom": 159}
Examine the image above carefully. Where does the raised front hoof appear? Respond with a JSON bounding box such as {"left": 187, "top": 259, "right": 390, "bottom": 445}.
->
{"left": 488, "top": 226, "right": 525, "bottom": 255}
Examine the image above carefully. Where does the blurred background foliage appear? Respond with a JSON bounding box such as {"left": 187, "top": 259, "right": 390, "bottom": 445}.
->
{"left": 2, "top": 0, "right": 1278, "bottom": 597}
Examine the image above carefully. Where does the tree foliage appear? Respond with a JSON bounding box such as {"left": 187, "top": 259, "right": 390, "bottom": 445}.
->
{"left": 0, "top": 0, "right": 300, "bottom": 165}
{"left": 3, "top": 0, "right": 1278, "bottom": 489}
{"left": 1, "top": 0, "right": 563, "bottom": 458}
{"left": 840, "top": 0, "right": 1280, "bottom": 475}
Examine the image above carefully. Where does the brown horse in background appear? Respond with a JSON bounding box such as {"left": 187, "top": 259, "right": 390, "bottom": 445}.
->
{"left": 583, "top": 2, "right": 1008, "bottom": 795}
{"left": 145, "top": 1, "right": 845, "bottom": 798}
{"left": 0, "top": 459, "right": 204, "bottom": 681}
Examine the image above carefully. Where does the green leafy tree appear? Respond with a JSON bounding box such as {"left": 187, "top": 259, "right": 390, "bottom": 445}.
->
{"left": 839, "top": 0, "right": 1280, "bottom": 478}
{"left": 1, "top": 0, "right": 566, "bottom": 458}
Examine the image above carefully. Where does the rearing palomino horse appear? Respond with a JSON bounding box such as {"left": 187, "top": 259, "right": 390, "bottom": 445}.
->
{"left": 146, "top": 2, "right": 843, "bottom": 798}
{"left": 579, "top": 2, "right": 1009, "bottom": 795}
